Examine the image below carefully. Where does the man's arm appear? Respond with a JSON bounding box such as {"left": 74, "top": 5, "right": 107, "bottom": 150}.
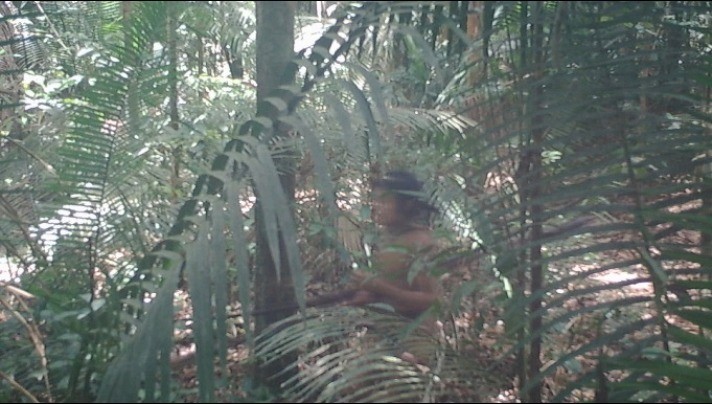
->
{"left": 350, "top": 271, "right": 439, "bottom": 315}
{"left": 346, "top": 228, "right": 440, "bottom": 314}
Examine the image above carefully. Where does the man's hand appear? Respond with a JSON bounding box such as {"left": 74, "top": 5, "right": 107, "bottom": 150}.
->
{"left": 342, "top": 270, "right": 380, "bottom": 307}
{"left": 349, "top": 269, "right": 367, "bottom": 286}
{"left": 347, "top": 268, "right": 439, "bottom": 316}
{"left": 341, "top": 289, "right": 377, "bottom": 306}
{"left": 350, "top": 269, "right": 380, "bottom": 289}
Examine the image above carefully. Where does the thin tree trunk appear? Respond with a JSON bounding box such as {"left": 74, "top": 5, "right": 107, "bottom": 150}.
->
{"left": 526, "top": 2, "right": 545, "bottom": 401}
{"left": 466, "top": 2, "right": 483, "bottom": 85}
{"left": 0, "top": 1, "right": 22, "bottom": 140}
{"left": 252, "top": 0, "right": 299, "bottom": 393}
{"left": 123, "top": 1, "right": 139, "bottom": 137}
{"left": 514, "top": 1, "right": 530, "bottom": 395}
{"left": 168, "top": 4, "right": 181, "bottom": 203}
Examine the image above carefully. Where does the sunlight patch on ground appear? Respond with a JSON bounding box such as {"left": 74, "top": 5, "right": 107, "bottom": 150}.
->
{"left": 0, "top": 257, "right": 21, "bottom": 282}
{"left": 587, "top": 266, "right": 653, "bottom": 293}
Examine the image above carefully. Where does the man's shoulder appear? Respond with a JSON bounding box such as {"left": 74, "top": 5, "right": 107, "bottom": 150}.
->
{"left": 399, "top": 226, "right": 435, "bottom": 251}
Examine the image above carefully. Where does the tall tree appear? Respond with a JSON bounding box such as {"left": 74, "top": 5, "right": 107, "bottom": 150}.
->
{"left": 252, "top": 0, "right": 300, "bottom": 391}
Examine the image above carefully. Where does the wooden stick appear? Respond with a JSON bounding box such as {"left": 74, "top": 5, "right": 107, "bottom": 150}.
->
{"left": 251, "top": 289, "right": 358, "bottom": 315}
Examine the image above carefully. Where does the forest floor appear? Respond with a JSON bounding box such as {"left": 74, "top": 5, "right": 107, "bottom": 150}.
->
{"left": 169, "top": 241, "right": 663, "bottom": 403}
{"left": 0, "top": 232, "right": 685, "bottom": 403}
{"left": 168, "top": 193, "right": 705, "bottom": 403}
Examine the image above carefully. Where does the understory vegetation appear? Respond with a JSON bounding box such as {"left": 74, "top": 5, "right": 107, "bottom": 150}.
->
{"left": 1, "top": 1, "right": 710, "bottom": 402}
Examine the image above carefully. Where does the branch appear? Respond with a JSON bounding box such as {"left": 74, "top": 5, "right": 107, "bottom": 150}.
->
{"left": 251, "top": 289, "right": 358, "bottom": 315}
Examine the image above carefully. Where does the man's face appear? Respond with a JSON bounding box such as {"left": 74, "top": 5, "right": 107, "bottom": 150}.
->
{"left": 372, "top": 187, "right": 401, "bottom": 226}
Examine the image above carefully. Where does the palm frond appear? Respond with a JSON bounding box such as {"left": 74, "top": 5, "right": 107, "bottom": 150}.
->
{"left": 38, "top": 1, "right": 710, "bottom": 402}
{"left": 436, "top": 2, "right": 712, "bottom": 401}
{"left": 254, "top": 307, "right": 453, "bottom": 403}
{"left": 263, "top": 2, "right": 712, "bottom": 403}
{"left": 96, "top": 3, "right": 395, "bottom": 400}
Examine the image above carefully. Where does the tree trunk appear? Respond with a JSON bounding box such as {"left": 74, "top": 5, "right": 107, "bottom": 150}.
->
{"left": 526, "top": 2, "right": 545, "bottom": 402}
{"left": 252, "top": 0, "right": 298, "bottom": 393}
{"left": 167, "top": 3, "right": 182, "bottom": 203}
{"left": 0, "top": 1, "right": 22, "bottom": 140}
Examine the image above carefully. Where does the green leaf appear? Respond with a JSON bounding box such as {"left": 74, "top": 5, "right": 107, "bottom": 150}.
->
{"left": 253, "top": 142, "right": 306, "bottom": 310}
{"left": 340, "top": 79, "right": 381, "bottom": 162}
{"left": 96, "top": 257, "right": 181, "bottom": 402}
{"left": 242, "top": 155, "right": 282, "bottom": 277}
{"left": 674, "top": 309, "right": 712, "bottom": 330}
{"left": 608, "top": 359, "right": 712, "bottom": 389}
{"left": 227, "top": 180, "right": 254, "bottom": 348}
{"left": 185, "top": 219, "right": 215, "bottom": 402}
{"left": 324, "top": 93, "right": 362, "bottom": 160}
{"left": 210, "top": 200, "right": 229, "bottom": 383}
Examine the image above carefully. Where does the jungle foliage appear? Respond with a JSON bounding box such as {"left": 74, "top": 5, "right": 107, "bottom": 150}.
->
{"left": 0, "top": 1, "right": 710, "bottom": 402}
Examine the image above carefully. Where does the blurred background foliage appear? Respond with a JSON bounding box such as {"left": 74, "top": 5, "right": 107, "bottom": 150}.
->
{"left": 0, "top": 1, "right": 710, "bottom": 402}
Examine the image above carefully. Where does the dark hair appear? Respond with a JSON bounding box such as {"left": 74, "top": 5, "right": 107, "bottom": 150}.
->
{"left": 373, "top": 170, "right": 437, "bottom": 221}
